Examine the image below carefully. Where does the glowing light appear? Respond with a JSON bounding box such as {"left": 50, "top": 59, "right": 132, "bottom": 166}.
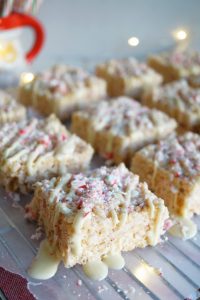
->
{"left": 134, "top": 265, "right": 149, "bottom": 281}
{"left": 132, "top": 261, "right": 162, "bottom": 283}
{"left": 20, "top": 72, "right": 34, "bottom": 85}
{"left": 173, "top": 29, "right": 188, "bottom": 41}
{"left": 128, "top": 36, "right": 139, "bottom": 47}
{"left": 0, "top": 42, "right": 17, "bottom": 63}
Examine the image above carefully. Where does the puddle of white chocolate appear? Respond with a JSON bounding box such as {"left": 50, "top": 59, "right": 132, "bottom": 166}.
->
{"left": 169, "top": 218, "right": 197, "bottom": 240}
{"left": 82, "top": 260, "right": 108, "bottom": 281}
{"left": 102, "top": 253, "right": 125, "bottom": 270}
{"left": 28, "top": 239, "right": 125, "bottom": 281}
{"left": 28, "top": 240, "right": 60, "bottom": 280}
{"left": 83, "top": 253, "right": 125, "bottom": 281}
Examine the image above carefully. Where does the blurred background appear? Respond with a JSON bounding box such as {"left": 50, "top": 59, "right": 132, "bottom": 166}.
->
{"left": 0, "top": 0, "right": 200, "bottom": 75}
{"left": 27, "top": 0, "right": 200, "bottom": 70}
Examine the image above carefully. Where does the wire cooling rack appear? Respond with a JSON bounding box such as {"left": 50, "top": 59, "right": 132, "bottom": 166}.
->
{"left": 0, "top": 154, "right": 200, "bottom": 300}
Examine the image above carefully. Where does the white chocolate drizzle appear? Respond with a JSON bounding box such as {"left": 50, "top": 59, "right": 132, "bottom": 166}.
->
{"left": 147, "top": 199, "right": 166, "bottom": 246}
{"left": 49, "top": 175, "right": 71, "bottom": 203}
{"left": 70, "top": 211, "right": 87, "bottom": 256}
{"left": 74, "top": 97, "right": 176, "bottom": 141}
{"left": 28, "top": 240, "right": 60, "bottom": 280}
{"left": 139, "top": 132, "right": 200, "bottom": 218}
{"left": 31, "top": 64, "right": 105, "bottom": 98}
{"left": 0, "top": 115, "right": 92, "bottom": 182}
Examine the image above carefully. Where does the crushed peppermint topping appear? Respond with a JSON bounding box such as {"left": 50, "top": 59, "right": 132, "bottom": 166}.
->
{"left": 0, "top": 114, "right": 91, "bottom": 177}
{"left": 34, "top": 64, "right": 102, "bottom": 96}
{"left": 19, "top": 129, "right": 27, "bottom": 135}
{"left": 140, "top": 132, "right": 200, "bottom": 180}
{"left": 0, "top": 90, "right": 25, "bottom": 116}
{"left": 0, "top": 115, "right": 69, "bottom": 159}
{"left": 163, "top": 219, "right": 173, "bottom": 231}
{"left": 160, "top": 51, "right": 200, "bottom": 68}
{"left": 98, "top": 57, "right": 157, "bottom": 77}
{"left": 37, "top": 164, "right": 162, "bottom": 215}
{"left": 78, "top": 97, "right": 176, "bottom": 136}
{"left": 61, "top": 133, "right": 67, "bottom": 141}
{"left": 152, "top": 79, "right": 200, "bottom": 111}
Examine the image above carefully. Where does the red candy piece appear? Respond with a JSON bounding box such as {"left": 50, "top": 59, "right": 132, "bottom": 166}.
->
{"left": 19, "top": 129, "right": 26, "bottom": 135}
{"left": 174, "top": 172, "right": 180, "bottom": 178}
{"left": 77, "top": 199, "right": 83, "bottom": 209}
{"left": 104, "top": 152, "right": 114, "bottom": 160}
{"left": 83, "top": 211, "right": 90, "bottom": 217}
{"left": 79, "top": 184, "right": 87, "bottom": 189}
{"left": 61, "top": 133, "right": 68, "bottom": 141}
{"left": 169, "top": 159, "right": 176, "bottom": 164}
{"left": 38, "top": 138, "right": 50, "bottom": 147}
{"left": 163, "top": 219, "right": 173, "bottom": 231}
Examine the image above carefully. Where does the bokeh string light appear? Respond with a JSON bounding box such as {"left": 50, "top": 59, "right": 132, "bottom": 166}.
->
{"left": 128, "top": 36, "right": 140, "bottom": 47}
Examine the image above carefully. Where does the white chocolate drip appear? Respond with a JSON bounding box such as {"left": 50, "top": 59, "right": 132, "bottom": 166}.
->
{"left": 83, "top": 260, "right": 108, "bottom": 281}
{"left": 28, "top": 240, "right": 60, "bottom": 280}
{"left": 27, "top": 164, "right": 168, "bottom": 281}
{"left": 83, "top": 252, "right": 125, "bottom": 280}
{"left": 102, "top": 253, "right": 125, "bottom": 270}
{"left": 29, "top": 240, "right": 125, "bottom": 281}
{"left": 169, "top": 217, "right": 197, "bottom": 240}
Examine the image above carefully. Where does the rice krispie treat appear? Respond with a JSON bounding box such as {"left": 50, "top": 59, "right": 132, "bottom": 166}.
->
{"left": 71, "top": 97, "right": 177, "bottom": 165}
{"left": 131, "top": 132, "right": 200, "bottom": 220}
{"left": 26, "top": 164, "right": 169, "bottom": 279}
{"left": 148, "top": 51, "right": 200, "bottom": 83}
{"left": 0, "top": 90, "right": 26, "bottom": 124}
{"left": 142, "top": 80, "right": 200, "bottom": 131}
{"left": 19, "top": 65, "right": 107, "bottom": 120}
{"left": 95, "top": 57, "right": 162, "bottom": 98}
{"left": 0, "top": 114, "right": 93, "bottom": 193}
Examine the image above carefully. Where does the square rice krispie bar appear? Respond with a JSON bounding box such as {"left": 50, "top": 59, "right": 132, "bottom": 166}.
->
{"left": 71, "top": 97, "right": 177, "bottom": 165}
{"left": 19, "top": 65, "right": 107, "bottom": 120}
{"left": 0, "top": 90, "right": 26, "bottom": 124}
{"left": 26, "top": 164, "right": 169, "bottom": 271}
{"left": 131, "top": 132, "right": 200, "bottom": 219}
{"left": 148, "top": 51, "right": 200, "bottom": 83}
{"left": 142, "top": 79, "right": 200, "bottom": 131}
{"left": 95, "top": 57, "right": 162, "bottom": 98}
{"left": 0, "top": 114, "right": 93, "bottom": 193}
